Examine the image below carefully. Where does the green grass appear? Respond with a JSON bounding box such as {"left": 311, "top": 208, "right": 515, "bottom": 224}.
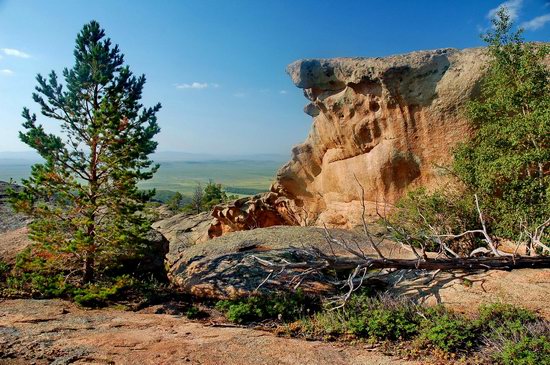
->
{"left": 0, "top": 159, "right": 281, "bottom": 197}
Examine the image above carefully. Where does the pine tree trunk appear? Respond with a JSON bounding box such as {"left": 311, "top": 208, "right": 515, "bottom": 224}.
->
{"left": 83, "top": 252, "right": 94, "bottom": 283}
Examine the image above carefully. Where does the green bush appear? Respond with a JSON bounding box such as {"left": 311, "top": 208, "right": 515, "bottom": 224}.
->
{"left": 0, "top": 260, "right": 10, "bottom": 282}
{"left": 185, "top": 305, "right": 208, "bottom": 320}
{"left": 478, "top": 304, "right": 549, "bottom": 364}
{"left": 216, "top": 290, "right": 318, "bottom": 324}
{"left": 418, "top": 308, "right": 478, "bottom": 352}
{"left": 497, "top": 335, "right": 550, "bottom": 365}
{"left": 287, "top": 290, "right": 547, "bottom": 361}
{"left": 72, "top": 275, "right": 136, "bottom": 307}
{"left": 6, "top": 271, "right": 70, "bottom": 297}
{"left": 453, "top": 9, "right": 550, "bottom": 239}
{"left": 366, "top": 307, "right": 420, "bottom": 341}
{"left": 301, "top": 294, "right": 421, "bottom": 341}
{"left": 478, "top": 303, "right": 537, "bottom": 337}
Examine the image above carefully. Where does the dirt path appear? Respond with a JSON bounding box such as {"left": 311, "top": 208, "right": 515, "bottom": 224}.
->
{"left": 0, "top": 299, "right": 417, "bottom": 365}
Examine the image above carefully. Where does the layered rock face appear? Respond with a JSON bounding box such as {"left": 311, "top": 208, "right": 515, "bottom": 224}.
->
{"left": 213, "top": 48, "right": 489, "bottom": 231}
{"left": 274, "top": 47, "right": 488, "bottom": 227}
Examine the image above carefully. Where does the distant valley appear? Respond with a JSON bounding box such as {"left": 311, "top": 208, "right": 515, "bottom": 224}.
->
{"left": 0, "top": 152, "right": 285, "bottom": 198}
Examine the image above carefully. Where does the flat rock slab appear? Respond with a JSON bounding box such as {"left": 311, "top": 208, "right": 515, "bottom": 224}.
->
{"left": 0, "top": 299, "right": 417, "bottom": 365}
{"left": 389, "top": 268, "right": 550, "bottom": 319}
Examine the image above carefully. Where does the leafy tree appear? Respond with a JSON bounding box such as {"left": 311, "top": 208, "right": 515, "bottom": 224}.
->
{"left": 11, "top": 21, "right": 161, "bottom": 284}
{"left": 453, "top": 8, "right": 549, "bottom": 240}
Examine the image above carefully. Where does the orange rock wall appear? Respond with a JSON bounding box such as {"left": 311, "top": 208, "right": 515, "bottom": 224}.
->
{"left": 274, "top": 48, "right": 488, "bottom": 227}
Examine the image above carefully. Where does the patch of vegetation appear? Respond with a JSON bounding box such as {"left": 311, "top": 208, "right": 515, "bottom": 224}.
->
{"left": 453, "top": 9, "right": 550, "bottom": 240}
{"left": 286, "top": 293, "right": 421, "bottom": 342}
{"left": 278, "top": 291, "right": 549, "bottom": 363}
{"left": 152, "top": 190, "right": 190, "bottom": 205}
{"left": 417, "top": 307, "right": 477, "bottom": 352}
{"left": 185, "top": 305, "right": 209, "bottom": 319}
{"left": 215, "top": 290, "right": 319, "bottom": 324}
{"left": 0, "top": 260, "right": 10, "bottom": 282}
{"left": 181, "top": 180, "right": 239, "bottom": 213}
{"left": 389, "top": 186, "right": 479, "bottom": 254}
{"left": 496, "top": 335, "right": 550, "bottom": 365}
{"left": 2, "top": 253, "right": 170, "bottom": 308}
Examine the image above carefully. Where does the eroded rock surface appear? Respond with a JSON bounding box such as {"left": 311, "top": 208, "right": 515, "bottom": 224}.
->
{"left": 210, "top": 48, "right": 508, "bottom": 233}
{"left": 209, "top": 193, "right": 298, "bottom": 238}
{"left": 276, "top": 48, "right": 491, "bottom": 227}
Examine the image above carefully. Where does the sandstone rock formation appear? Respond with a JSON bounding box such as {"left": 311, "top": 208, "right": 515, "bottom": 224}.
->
{"left": 212, "top": 47, "right": 490, "bottom": 231}
{"left": 208, "top": 193, "right": 297, "bottom": 239}
{"left": 278, "top": 48, "right": 490, "bottom": 227}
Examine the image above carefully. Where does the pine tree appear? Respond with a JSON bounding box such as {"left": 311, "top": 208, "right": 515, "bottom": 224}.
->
{"left": 11, "top": 21, "right": 161, "bottom": 284}
{"left": 167, "top": 192, "right": 184, "bottom": 211}
{"left": 453, "top": 8, "right": 549, "bottom": 239}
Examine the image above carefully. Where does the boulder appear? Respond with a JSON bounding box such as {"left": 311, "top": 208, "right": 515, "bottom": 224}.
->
{"left": 167, "top": 225, "right": 413, "bottom": 298}
{"left": 152, "top": 211, "right": 213, "bottom": 266}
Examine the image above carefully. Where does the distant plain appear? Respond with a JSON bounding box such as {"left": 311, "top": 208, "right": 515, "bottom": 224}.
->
{"left": 0, "top": 158, "right": 283, "bottom": 197}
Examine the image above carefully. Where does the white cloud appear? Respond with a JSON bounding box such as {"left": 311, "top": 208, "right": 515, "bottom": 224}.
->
{"left": 1, "top": 48, "right": 30, "bottom": 58}
{"left": 233, "top": 92, "right": 246, "bottom": 98}
{"left": 0, "top": 69, "right": 14, "bottom": 76}
{"left": 175, "top": 82, "right": 219, "bottom": 89}
{"left": 521, "top": 13, "right": 550, "bottom": 30}
{"left": 279, "top": 90, "right": 287, "bottom": 95}
{"left": 487, "top": 0, "right": 523, "bottom": 21}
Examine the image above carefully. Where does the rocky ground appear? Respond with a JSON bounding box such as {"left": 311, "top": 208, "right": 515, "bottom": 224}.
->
{"left": 1, "top": 204, "right": 549, "bottom": 364}
{"left": 0, "top": 299, "right": 418, "bottom": 365}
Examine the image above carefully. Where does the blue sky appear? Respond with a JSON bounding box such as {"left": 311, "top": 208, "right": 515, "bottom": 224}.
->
{"left": 0, "top": 0, "right": 549, "bottom": 155}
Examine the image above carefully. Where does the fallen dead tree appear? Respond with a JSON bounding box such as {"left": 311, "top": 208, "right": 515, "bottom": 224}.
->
{"left": 254, "top": 253, "right": 550, "bottom": 272}
{"left": 251, "top": 187, "right": 550, "bottom": 307}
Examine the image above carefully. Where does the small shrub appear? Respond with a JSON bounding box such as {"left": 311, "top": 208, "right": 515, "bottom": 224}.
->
{"left": 478, "top": 303, "right": 536, "bottom": 329}
{"left": 418, "top": 308, "right": 478, "bottom": 352}
{"left": 478, "top": 305, "right": 549, "bottom": 364}
{"left": 366, "top": 307, "right": 420, "bottom": 341}
{"left": 497, "top": 335, "right": 550, "bottom": 365}
{"left": 6, "top": 271, "right": 70, "bottom": 297}
{"left": 72, "top": 275, "right": 135, "bottom": 307}
{"left": 185, "top": 305, "right": 208, "bottom": 320}
{"left": 215, "top": 290, "right": 318, "bottom": 324}
{"left": 299, "top": 294, "right": 421, "bottom": 342}
{"left": 0, "top": 260, "right": 10, "bottom": 282}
